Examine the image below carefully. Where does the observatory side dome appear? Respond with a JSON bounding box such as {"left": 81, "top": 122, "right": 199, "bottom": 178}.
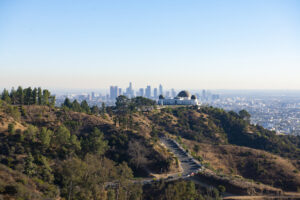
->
{"left": 177, "top": 90, "right": 191, "bottom": 98}
{"left": 159, "top": 95, "right": 165, "bottom": 99}
{"left": 191, "top": 95, "right": 197, "bottom": 100}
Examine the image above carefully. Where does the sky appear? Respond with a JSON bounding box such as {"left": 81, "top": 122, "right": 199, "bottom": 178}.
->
{"left": 0, "top": 0, "right": 300, "bottom": 90}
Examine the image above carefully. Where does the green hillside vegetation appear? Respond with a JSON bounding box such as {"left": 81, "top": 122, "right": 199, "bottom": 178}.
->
{"left": 1, "top": 87, "right": 300, "bottom": 199}
{"left": 149, "top": 106, "right": 300, "bottom": 161}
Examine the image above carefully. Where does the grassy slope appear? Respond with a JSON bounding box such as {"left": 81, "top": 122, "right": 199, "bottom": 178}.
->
{"left": 1, "top": 103, "right": 300, "bottom": 194}
{"left": 146, "top": 107, "right": 300, "bottom": 191}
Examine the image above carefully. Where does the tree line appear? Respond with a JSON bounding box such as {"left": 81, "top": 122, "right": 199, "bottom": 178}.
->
{"left": 62, "top": 98, "right": 106, "bottom": 114}
{"left": 1, "top": 86, "right": 55, "bottom": 106}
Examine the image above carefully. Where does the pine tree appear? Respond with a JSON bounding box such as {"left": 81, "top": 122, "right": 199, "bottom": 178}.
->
{"left": 42, "top": 89, "right": 50, "bottom": 105}
{"left": 38, "top": 87, "right": 42, "bottom": 105}
{"left": 80, "top": 100, "right": 90, "bottom": 113}
{"left": 63, "top": 98, "right": 72, "bottom": 108}
{"left": 16, "top": 86, "right": 24, "bottom": 105}
{"left": 1, "top": 89, "right": 11, "bottom": 103}
{"left": 24, "top": 87, "right": 32, "bottom": 105}
{"left": 31, "top": 88, "right": 38, "bottom": 105}
{"left": 10, "top": 87, "right": 17, "bottom": 104}
{"left": 71, "top": 100, "right": 81, "bottom": 112}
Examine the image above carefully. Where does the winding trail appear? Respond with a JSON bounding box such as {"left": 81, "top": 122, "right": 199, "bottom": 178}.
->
{"left": 107, "top": 137, "right": 300, "bottom": 199}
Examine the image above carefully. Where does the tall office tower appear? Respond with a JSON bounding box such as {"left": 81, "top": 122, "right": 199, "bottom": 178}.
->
{"left": 139, "top": 88, "right": 144, "bottom": 97}
{"left": 110, "top": 86, "right": 114, "bottom": 100}
{"left": 159, "top": 84, "right": 163, "bottom": 95}
{"left": 110, "top": 86, "right": 118, "bottom": 100}
{"left": 125, "top": 82, "right": 134, "bottom": 98}
{"left": 145, "top": 85, "right": 151, "bottom": 98}
{"left": 154, "top": 88, "right": 158, "bottom": 99}
{"left": 171, "top": 88, "right": 176, "bottom": 98}
{"left": 115, "top": 86, "right": 119, "bottom": 98}
{"left": 91, "top": 92, "right": 95, "bottom": 99}
{"left": 118, "top": 88, "right": 122, "bottom": 96}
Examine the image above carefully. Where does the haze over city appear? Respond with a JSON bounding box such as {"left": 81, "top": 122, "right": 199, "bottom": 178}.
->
{"left": 1, "top": 0, "right": 300, "bottom": 90}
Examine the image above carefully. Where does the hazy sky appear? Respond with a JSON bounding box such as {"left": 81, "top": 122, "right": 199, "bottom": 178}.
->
{"left": 0, "top": 0, "right": 300, "bottom": 90}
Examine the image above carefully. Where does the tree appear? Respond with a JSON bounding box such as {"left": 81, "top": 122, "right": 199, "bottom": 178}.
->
{"left": 63, "top": 98, "right": 72, "bottom": 108}
{"left": 24, "top": 125, "right": 39, "bottom": 141}
{"left": 115, "top": 162, "right": 134, "bottom": 200}
{"left": 115, "top": 95, "right": 130, "bottom": 128}
{"left": 80, "top": 100, "right": 90, "bottom": 113}
{"left": 91, "top": 105, "right": 99, "bottom": 115}
{"left": 239, "top": 109, "right": 251, "bottom": 123}
{"left": 24, "top": 153, "right": 35, "bottom": 177}
{"left": 39, "top": 127, "right": 52, "bottom": 149}
{"left": 164, "top": 181, "right": 198, "bottom": 200}
{"left": 24, "top": 87, "right": 32, "bottom": 105}
{"left": 71, "top": 100, "right": 81, "bottom": 112}
{"left": 16, "top": 86, "right": 24, "bottom": 104}
{"left": 53, "top": 126, "right": 71, "bottom": 146}
{"left": 31, "top": 88, "right": 38, "bottom": 104}
{"left": 82, "top": 128, "right": 108, "bottom": 156}
{"left": 115, "top": 95, "right": 130, "bottom": 113}
{"left": 1, "top": 89, "right": 11, "bottom": 103}
{"left": 10, "top": 87, "right": 17, "bottom": 104}
{"left": 128, "top": 140, "right": 149, "bottom": 169}
{"left": 42, "top": 89, "right": 50, "bottom": 105}
{"left": 60, "top": 157, "right": 87, "bottom": 200}
{"left": 101, "top": 102, "right": 106, "bottom": 114}
{"left": 38, "top": 87, "right": 42, "bottom": 105}
{"left": 82, "top": 155, "right": 115, "bottom": 199}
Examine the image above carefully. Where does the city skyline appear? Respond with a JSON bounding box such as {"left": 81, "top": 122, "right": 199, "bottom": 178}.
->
{"left": 1, "top": 0, "right": 300, "bottom": 89}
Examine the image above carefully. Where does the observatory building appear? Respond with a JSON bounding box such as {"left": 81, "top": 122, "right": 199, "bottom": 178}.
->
{"left": 158, "top": 90, "right": 199, "bottom": 106}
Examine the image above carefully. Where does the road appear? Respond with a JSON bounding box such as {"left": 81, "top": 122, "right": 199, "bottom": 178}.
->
{"left": 159, "top": 137, "right": 202, "bottom": 178}
{"left": 129, "top": 137, "right": 203, "bottom": 185}
{"left": 129, "top": 138, "right": 300, "bottom": 199}
{"left": 105, "top": 137, "right": 202, "bottom": 187}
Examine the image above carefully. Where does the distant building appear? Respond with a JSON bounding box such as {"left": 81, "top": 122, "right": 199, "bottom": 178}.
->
{"left": 139, "top": 88, "right": 144, "bottom": 97}
{"left": 145, "top": 85, "right": 151, "bottom": 98}
{"left": 171, "top": 88, "right": 176, "bottom": 98}
{"left": 154, "top": 88, "right": 158, "bottom": 99}
{"left": 125, "top": 82, "right": 134, "bottom": 98}
{"left": 159, "top": 84, "right": 163, "bottom": 95}
{"left": 110, "top": 86, "right": 118, "bottom": 100}
{"left": 158, "top": 90, "right": 199, "bottom": 106}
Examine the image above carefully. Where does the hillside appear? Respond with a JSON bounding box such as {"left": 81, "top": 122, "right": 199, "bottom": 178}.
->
{"left": 147, "top": 107, "right": 300, "bottom": 191}
{"left": 1, "top": 93, "right": 300, "bottom": 199}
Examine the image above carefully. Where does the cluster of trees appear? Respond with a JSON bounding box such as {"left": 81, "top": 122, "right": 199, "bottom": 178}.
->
{"left": 201, "top": 106, "right": 300, "bottom": 160}
{"left": 62, "top": 95, "right": 156, "bottom": 130}
{"left": 143, "top": 180, "right": 223, "bottom": 200}
{"left": 62, "top": 98, "right": 105, "bottom": 115}
{"left": 1, "top": 86, "right": 55, "bottom": 106}
{"left": 62, "top": 95, "right": 156, "bottom": 117}
{"left": 113, "top": 95, "right": 156, "bottom": 129}
{"left": 0, "top": 124, "right": 144, "bottom": 199}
